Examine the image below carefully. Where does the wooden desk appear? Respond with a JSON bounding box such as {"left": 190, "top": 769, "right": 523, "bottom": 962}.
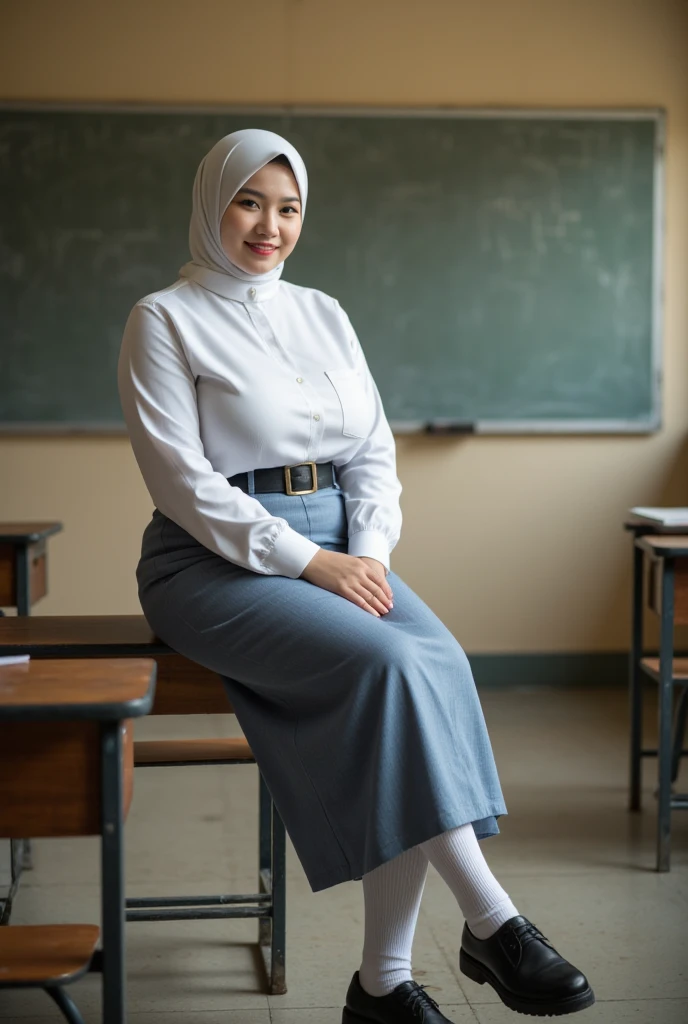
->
{"left": 628, "top": 530, "right": 688, "bottom": 871}
{"left": 0, "top": 522, "right": 62, "bottom": 615}
{"left": 0, "top": 658, "right": 157, "bottom": 1023}
{"left": 0, "top": 614, "right": 230, "bottom": 714}
{"left": 0, "top": 522, "right": 63, "bottom": 909}
{"left": 0, "top": 615, "right": 288, "bottom": 995}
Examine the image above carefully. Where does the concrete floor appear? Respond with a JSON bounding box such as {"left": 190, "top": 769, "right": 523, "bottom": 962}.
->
{"left": 1, "top": 684, "right": 686, "bottom": 1023}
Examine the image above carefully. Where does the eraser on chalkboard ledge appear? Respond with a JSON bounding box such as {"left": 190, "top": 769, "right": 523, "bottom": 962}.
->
{"left": 424, "top": 421, "right": 476, "bottom": 435}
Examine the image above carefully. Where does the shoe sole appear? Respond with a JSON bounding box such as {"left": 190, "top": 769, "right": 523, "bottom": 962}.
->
{"left": 342, "top": 1010, "right": 373, "bottom": 1023}
{"left": 459, "top": 949, "right": 596, "bottom": 1017}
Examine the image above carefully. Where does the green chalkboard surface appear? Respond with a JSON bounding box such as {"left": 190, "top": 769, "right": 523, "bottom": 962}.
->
{"left": 0, "top": 106, "right": 662, "bottom": 433}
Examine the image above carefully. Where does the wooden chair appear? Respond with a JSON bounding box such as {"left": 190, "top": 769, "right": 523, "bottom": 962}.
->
{"left": 0, "top": 925, "right": 99, "bottom": 1023}
{"left": 0, "top": 615, "right": 287, "bottom": 994}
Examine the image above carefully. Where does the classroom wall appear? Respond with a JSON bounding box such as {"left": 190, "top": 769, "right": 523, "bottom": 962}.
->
{"left": 1, "top": 0, "right": 687, "bottom": 657}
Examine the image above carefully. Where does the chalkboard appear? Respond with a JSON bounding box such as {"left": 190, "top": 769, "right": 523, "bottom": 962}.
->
{"left": 0, "top": 106, "right": 663, "bottom": 433}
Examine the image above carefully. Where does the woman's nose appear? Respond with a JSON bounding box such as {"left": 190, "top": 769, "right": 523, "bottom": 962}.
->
{"left": 256, "top": 211, "right": 279, "bottom": 237}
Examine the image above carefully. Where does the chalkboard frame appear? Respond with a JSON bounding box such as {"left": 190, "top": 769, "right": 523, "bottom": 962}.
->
{"left": 0, "top": 102, "right": 665, "bottom": 436}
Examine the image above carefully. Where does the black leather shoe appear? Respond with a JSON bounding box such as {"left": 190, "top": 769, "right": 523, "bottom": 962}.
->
{"left": 460, "top": 915, "right": 595, "bottom": 1016}
{"left": 342, "top": 970, "right": 455, "bottom": 1022}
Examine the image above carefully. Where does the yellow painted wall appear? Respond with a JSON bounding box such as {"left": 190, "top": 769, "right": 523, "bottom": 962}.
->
{"left": 1, "top": 0, "right": 687, "bottom": 653}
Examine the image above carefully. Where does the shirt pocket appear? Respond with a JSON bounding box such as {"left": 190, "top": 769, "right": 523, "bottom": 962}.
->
{"left": 324, "top": 368, "right": 371, "bottom": 440}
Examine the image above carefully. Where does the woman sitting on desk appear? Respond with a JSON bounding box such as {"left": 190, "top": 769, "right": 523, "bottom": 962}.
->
{"left": 118, "top": 129, "right": 594, "bottom": 1021}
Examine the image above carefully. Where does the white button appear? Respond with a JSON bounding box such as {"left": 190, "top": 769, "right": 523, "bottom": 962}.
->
{"left": 313, "top": 414, "right": 320, "bottom": 421}
{"left": 296, "top": 377, "right": 303, "bottom": 383}
{"left": 248, "top": 287, "right": 256, "bottom": 299}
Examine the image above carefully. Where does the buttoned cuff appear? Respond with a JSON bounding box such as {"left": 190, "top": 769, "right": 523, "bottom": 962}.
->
{"left": 347, "top": 531, "right": 391, "bottom": 572}
{"left": 263, "top": 527, "right": 321, "bottom": 579}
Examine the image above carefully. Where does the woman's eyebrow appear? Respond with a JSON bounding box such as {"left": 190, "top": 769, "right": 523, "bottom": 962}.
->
{"left": 238, "top": 187, "right": 300, "bottom": 203}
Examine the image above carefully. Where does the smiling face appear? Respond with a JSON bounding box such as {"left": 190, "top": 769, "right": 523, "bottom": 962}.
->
{"left": 219, "top": 159, "right": 302, "bottom": 275}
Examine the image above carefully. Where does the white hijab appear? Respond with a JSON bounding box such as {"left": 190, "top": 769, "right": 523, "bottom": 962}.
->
{"left": 179, "top": 128, "right": 308, "bottom": 291}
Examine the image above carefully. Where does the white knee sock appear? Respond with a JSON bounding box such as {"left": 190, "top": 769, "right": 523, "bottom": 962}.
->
{"left": 358, "top": 825, "right": 515, "bottom": 998}
{"left": 358, "top": 844, "right": 429, "bottom": 997}
{"left": 420, "top": 823, "right": 518, "bottom": 940}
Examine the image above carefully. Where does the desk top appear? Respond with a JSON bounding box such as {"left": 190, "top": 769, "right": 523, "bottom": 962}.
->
{"left": 624, "top": 514, "right": 688, "bottom": 534}
{"left": 0, "top": 658, "right": 157, "bottom": 721}
{"left": 0, "top": 615, "right": 168, "bottom": 656}
{"left": 0, "top": 522, "right": 63, "bottom": 543}
{"left": 636, "top": 534, "right": 688, "bottom": 558}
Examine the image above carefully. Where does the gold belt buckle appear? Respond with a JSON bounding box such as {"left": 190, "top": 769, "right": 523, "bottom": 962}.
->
{"left": 284, "top": 461, "right": 318, "bottom": 495}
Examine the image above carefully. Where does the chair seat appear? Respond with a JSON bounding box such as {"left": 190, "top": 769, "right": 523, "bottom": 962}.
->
{"left": 0, "top": 924, "right": 99, "bottom": 987}
{"left": 134, "top": 737, "right": 255, "bottom": 766}
{"left": 640, "top": 657, "right": 688, "bottom": 681}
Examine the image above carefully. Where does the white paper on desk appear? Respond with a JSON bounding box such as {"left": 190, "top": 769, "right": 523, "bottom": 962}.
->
{"left": 631, "top": 506, "right": 688, "bottom": 525}
{"left": 0, "top": 654, "right": 30, "bottom": 665}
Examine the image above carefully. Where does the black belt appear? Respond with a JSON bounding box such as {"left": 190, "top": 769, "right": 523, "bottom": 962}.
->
{"left": 228, "top": 461, "right": 335, "bottom": 495}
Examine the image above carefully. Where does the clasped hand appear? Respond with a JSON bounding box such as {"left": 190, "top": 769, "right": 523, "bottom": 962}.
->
{"left": 299, "top": 550, "right": 394, "bottom": 617}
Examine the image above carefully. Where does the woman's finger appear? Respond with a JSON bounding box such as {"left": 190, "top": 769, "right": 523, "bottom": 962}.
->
{"left": 347, "top": 584, "right": 381, "bottom": 617}
{"left": 361, "top": 571, "right": 393, "bottom": 607}
{"left": 351, "top": 583, "right": 390, "bottom": 616}
{"left": 363, "top": 589, "right": 391, "bottom": 615}
{"left": 363, "top": 567, "right": 393, "bottom": 603}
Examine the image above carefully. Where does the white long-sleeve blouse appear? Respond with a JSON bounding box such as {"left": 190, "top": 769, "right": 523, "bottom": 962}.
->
{"left": 117, "top": 267, "right": 403, "bottom": 579}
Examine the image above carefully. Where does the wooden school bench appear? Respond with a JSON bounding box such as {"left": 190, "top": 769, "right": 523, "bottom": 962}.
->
{"left": 0, "top": 656, "right": 156, "bottom": 1023}
{"left": 0, "top": 615, "right": 287, "bottom": 995}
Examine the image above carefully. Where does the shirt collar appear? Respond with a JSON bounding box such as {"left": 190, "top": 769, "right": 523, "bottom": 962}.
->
{"left": 178, "top": 264, "right": 281, "bottom": 303}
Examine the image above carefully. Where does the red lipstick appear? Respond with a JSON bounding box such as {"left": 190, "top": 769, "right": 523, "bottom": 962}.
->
{"left": 246, "top": 243, "right": 277, "bottom": 256}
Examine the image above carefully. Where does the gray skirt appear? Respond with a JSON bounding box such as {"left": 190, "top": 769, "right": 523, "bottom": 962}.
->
{"left": 136, "top": 482, "right": 507, "bottom": 892}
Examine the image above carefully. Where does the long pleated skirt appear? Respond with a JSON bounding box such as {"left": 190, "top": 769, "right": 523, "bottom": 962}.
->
{"left": 136, "top": 479, "right": 507, "bottom": 892}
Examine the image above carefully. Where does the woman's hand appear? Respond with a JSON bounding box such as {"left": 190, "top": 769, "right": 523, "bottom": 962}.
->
{"left": 299, "top": 549, "right": 394, "bottom": 617}
{"left": 356, "top": 556, "right": 390, "bottom": 581}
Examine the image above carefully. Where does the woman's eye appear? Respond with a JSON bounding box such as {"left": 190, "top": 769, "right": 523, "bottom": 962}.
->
{"left": 282, "top": 206, "right": 298, "bottom": 214}
{"left": 240, "top": 199, "right": 258, "bottom": 208}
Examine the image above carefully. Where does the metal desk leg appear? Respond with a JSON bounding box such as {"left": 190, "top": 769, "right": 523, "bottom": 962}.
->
{"left": 270, "top": 802, "right": 286, "bottom": 995}
{"left": 101, "top": 722, "right": 126, "bottom": 1022}
{"left": 629, "top": 543, "right": 644, "bottom": 811}
{"left": 0, "top": 837, "right": 22, "bottom": 925}
{"left": 657, "top": 559, "right": 674, "bottom": 872}
{"left": 258, "top": 772, "right": 272, "bottom": 949}
{"left": 14, "top": 545, "right": 30, "bottom": 616}
{"left": 15, "top": 545, "right": 34, "bottom": 874}
{"left": 671, "top": 686, "right": 688, "bottom": 783}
